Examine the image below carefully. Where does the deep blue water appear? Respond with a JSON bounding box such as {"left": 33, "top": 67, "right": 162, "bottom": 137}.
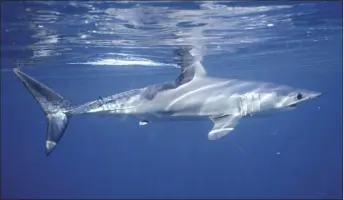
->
{"left": 1, "top": 1, "right": 343, "bottom": 199}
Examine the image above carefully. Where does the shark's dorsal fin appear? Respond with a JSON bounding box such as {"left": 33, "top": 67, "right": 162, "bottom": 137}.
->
{"left": 208, "top": 115, "right": 241, "bottom": 140}
{"left": 141, "top": 46, "right": 207, "bottom": 100}
{"left": 174, "top": 46, "right": 207, "bottom": 86}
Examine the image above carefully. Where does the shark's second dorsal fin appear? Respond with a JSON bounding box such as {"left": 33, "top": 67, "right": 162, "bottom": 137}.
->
{"left": 174, "top": 46, "right": 207, "bottom": 86}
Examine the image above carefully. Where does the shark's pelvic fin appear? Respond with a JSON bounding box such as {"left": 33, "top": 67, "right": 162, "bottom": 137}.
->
{"left": 13, "top": 68, "right": 72, "bottom": 155}
{"left": 208, "top": 115, "right": 241, "bottom": 140}
{"left": 174, "top": 46, "right": 207, "bottom": 86}
{"left": 139, "top": 120, "right": 149, "bottom": 126}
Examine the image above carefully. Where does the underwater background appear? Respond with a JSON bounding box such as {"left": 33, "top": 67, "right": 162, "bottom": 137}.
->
{"left": 1, "top": 1, "right": 343, "bottom": 199}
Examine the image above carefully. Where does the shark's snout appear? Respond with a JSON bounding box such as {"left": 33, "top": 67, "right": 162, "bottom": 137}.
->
{"left": 312, "top": 92, "right": 322, "bottom": 98}
{"left": 286, "top": 91, "right": 321, "bottom": 108}
{"left": 306, "top": 92, "right": 322, "bottom": 100}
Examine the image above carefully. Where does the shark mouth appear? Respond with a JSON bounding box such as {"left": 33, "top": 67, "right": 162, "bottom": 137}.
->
{"left": 288, "top": 103, "right": 297, "bottom": 108}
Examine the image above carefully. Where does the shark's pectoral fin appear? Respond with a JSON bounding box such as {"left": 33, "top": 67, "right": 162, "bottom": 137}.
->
{"left": 208, "top": 115, "right": 241, "bottom": 140}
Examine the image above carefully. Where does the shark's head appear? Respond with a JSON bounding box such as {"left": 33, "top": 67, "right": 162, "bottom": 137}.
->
{"left": 242, "top": 85, "right": 321, "bottom": 116}
{"left": 274, "top": 88, "right": 322, "bottom": 109}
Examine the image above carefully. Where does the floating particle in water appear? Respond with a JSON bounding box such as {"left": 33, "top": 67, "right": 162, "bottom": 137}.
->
{"left": 318, "top": 106, "right": 321, "bottom": 110}
{"left": 270, "top": 128, "right": 279, "bottom": 136}
{"left": 38, "top": 25, "right": 44, "bottom": 28}
{"left": 276, "top": 152, "right": 280, "bottom": 155}
{"left": 80, "top": 34, "right": 87, "bottom": 39}
{"left": 267, "top": 23, "right": 274, "bottom": 27}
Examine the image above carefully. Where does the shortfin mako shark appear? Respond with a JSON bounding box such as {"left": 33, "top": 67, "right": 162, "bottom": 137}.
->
{"left": 13, "top": 46, "right": 321, "bottom": 155}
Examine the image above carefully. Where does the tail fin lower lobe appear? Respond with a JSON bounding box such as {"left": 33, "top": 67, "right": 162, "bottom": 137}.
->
{"left": 13, "top": 68, "right": 72, "bottom": 155}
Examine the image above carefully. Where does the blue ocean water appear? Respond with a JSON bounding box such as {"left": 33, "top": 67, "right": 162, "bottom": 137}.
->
{"left": 1, "top": 1, "right": 343, "bottom": 199}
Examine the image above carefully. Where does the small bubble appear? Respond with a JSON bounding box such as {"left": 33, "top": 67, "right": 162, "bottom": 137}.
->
{"left": 267, "top": 23, "right": 274, "bottom": 27}
{"left": 276, "top": 152, "right": 280, "bottom": 155}
{"left": 38, "top": 25, "right": 43, "bottom": 28}
{"left": 84, "top": 20, "right": 89, "bottom": 24}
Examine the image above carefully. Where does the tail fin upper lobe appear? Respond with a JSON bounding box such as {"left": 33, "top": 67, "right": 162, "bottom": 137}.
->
{"left": 13, "top": 68, "right": 72, "bottom": 155}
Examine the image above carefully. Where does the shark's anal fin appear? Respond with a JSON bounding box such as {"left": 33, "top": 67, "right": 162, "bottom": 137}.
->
{"left": 208, "top": 115, "right": 241, "bottom": 140}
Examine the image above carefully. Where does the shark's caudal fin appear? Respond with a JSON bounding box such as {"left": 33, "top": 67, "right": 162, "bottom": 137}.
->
{"left": 13, "top": 68, "right": 73, "bottom": 155}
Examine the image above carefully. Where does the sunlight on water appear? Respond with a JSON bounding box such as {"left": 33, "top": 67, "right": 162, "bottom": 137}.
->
{"left": 3, "top": 1, "right": 341, "bottom": 71}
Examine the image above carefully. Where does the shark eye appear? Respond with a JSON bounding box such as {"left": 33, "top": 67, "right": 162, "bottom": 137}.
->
{"left": 297, "top": 93, "right": 303, "bottom": 100}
